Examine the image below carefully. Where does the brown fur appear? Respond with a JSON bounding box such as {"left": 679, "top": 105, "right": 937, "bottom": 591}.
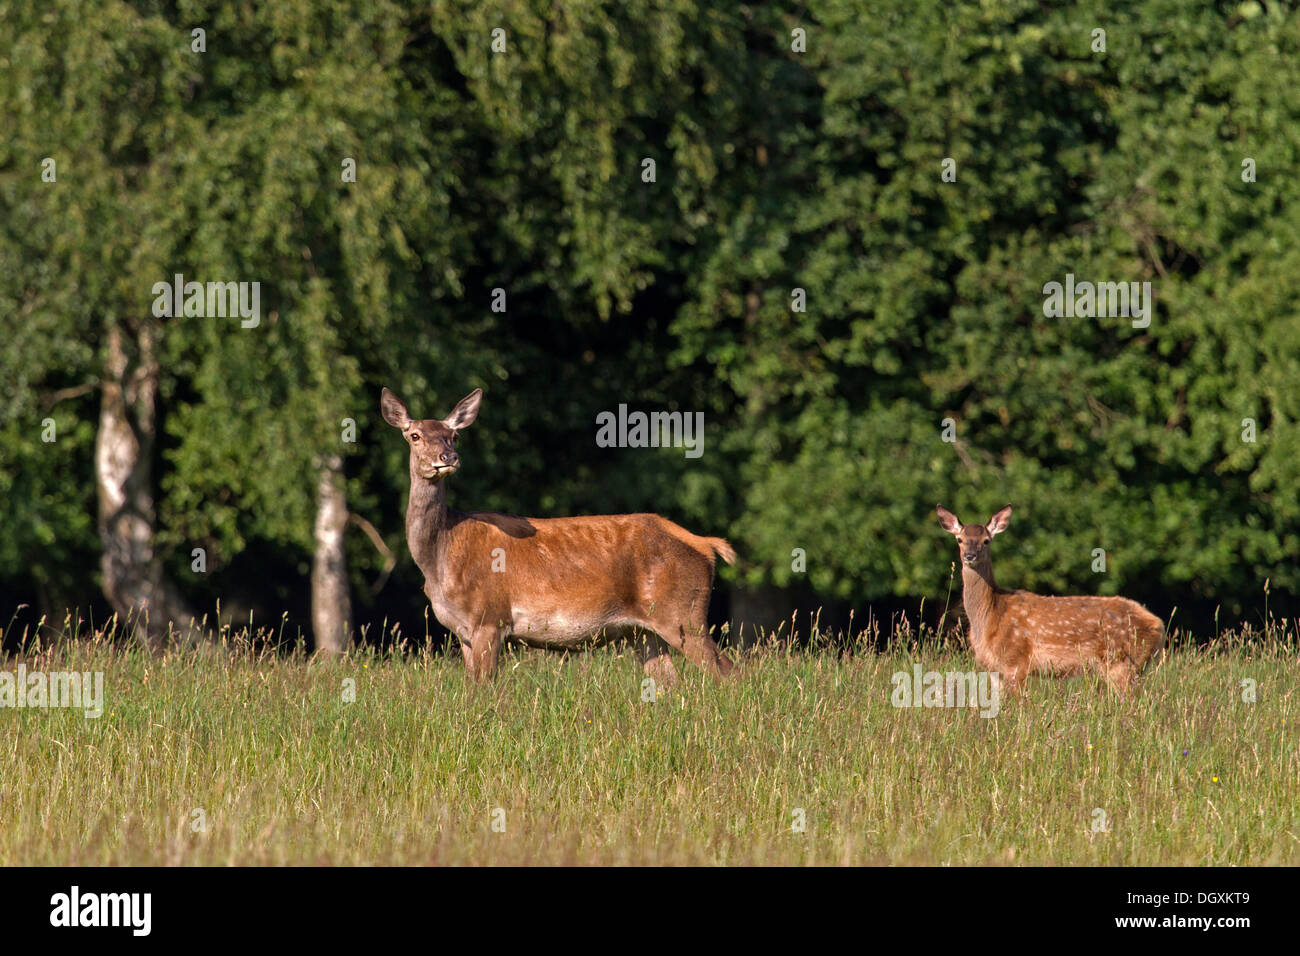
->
{"left": 936, "top": 505, "right": 1165, "bottom": 694}
{"left": 382, "top": 386, "right": 737, "bottom": 683}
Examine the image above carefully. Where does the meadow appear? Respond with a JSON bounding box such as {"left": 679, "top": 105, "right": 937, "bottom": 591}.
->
{"left": 2, "top": 619, "right": 1296, "bottom": 866}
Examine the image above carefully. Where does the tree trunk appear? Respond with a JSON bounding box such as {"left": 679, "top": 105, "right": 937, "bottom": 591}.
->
{"left": 95, "top": 322, "right": 196, "bottom": 644}
{"left": 311, "top": 454, "right": 352, "bottom": 654}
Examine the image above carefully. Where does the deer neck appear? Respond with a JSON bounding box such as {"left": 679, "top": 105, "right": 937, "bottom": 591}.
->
{"left": 960, "top": 558, "right": 998, "bottom": 646}
{"left": 405, "top": 463, "right": 452, "bottom": 577}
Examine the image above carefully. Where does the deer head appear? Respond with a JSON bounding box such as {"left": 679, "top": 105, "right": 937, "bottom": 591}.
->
{"left": 381, "top": 387, "right": 482, "bottom": 482}
{"left": 936, "top": 504, "right": 1012, "bottom": 571}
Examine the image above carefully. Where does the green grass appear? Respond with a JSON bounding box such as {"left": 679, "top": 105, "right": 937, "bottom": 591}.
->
{"left": 1, "top": 621, "right": 1296, "bottom": 865}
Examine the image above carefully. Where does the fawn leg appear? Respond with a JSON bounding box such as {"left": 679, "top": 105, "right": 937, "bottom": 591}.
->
{"left": 999, "top": 665, "right": 1029, "bottom": 698}
{"left": 1104, "top": 659, "right": 1135, "bottom": 695}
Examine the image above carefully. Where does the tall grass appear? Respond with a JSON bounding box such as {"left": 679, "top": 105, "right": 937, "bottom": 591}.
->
{"left": 1, "top": 619, "right": 1296, "bottom": 865}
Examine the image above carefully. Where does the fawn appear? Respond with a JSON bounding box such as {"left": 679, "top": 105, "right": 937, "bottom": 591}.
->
{"left": 936, "top": 505, "right": 1165, "bottom": 693}
{"left": 382, "top": 386, "right": 737, "bottom": 684}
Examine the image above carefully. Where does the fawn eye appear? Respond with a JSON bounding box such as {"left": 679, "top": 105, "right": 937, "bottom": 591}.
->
{"left": 410, "top": 433, "right": 420, "bottom": 442}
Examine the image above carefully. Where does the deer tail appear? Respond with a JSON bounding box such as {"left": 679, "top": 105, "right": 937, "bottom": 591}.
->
{"left": 706, "top": 537, "right": 736, "bottom": 566}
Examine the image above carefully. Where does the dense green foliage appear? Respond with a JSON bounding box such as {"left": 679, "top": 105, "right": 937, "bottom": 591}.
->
{"left": 2, "top": 0, "right": 1298, "bottom": 636}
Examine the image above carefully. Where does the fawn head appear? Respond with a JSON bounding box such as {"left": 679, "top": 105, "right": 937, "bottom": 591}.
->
{"left": 381, "top": 387, "right": 482, "bottom": 482}
{"left": 936, "top": 505, "right": 1012, "bottom": 568}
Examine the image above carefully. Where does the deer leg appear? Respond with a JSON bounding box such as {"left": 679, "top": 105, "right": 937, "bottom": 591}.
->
{"left": 461, "top": 626, "right": 506, "bottom": 682}
{"left": 1103, "top": 659, "right": 1135, "bottom": 695}
{"left": 646, "top": 608, "right": 735, "bottom": 680}
{"left": 998, "top": 664, "right": 1029, "bottom": 698}
{"left": 636, "top": 632, "right": 680, "bottom": 691}
{"left": 707, "top": 629, "right": 738, "bottom": 678}
{"left": 640, "top": 558, "right": 736, "bottom": 679}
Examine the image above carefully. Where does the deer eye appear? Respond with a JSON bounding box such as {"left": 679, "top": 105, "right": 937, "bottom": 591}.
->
{"left": 410, "top": 433, "right": 420, "bottom": 442}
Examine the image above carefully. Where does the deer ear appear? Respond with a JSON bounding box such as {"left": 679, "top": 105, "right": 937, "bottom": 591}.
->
{"left": 987, "top": 505, "right": 1013, "bottom": 536}
{"left": 380, "top": 388, "right": 411, "bottom": 430}
{"left": 936, "top": 505, "right": 963, "bottom": 536}
{"left": 444, "top": 388, "right": 482, "bottom": 431}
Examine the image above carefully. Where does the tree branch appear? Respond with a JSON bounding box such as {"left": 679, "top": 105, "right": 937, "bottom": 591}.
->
{"left": 349, "top": 512, "right": 397, "bottom": 596}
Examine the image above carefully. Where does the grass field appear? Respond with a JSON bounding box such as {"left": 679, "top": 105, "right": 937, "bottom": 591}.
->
{"left": 2, "top": 619, "right": 1297, "bottom": 865}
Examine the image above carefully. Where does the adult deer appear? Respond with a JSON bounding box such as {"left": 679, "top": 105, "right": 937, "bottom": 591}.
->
{"left": 382, "top": 387, "right": 737, "bottom": 683}
{"left": 936, "top": 505, "right": 1165, "bottom": 694}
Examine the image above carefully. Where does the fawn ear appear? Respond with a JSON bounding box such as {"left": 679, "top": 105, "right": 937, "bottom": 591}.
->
{"left": 987, "top": 505, "right": 1012, "bottom": 536}
{"left": 936, "top": 505, "right": 963, "bottom": 536}
{"left": 444, "top": 388, "right": 482, "bottom": 431}
{"left": 381, "top": 388, "right": 411, "bottom": 430}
